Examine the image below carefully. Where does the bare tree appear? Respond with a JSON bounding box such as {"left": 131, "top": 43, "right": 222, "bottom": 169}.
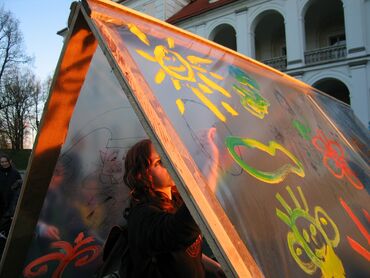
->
{"left": 0, "top": 131, "right": 10, "bottom": 148}
{"left": 0, "top": 7, "right": 31, "bottom": 110}
{"left": 31, "top": 75, "right": 51, "bottom": 131}
{"left": 0, "top": 67, "right": 37, "bottom": 150}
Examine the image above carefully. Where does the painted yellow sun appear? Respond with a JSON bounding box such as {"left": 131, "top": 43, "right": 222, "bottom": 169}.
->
{"left": 128, "top": 24, "right": 238, "bottom": 122}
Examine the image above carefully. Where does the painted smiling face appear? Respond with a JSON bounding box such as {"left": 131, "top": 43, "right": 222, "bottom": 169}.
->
{"left": 276, "top": 186, "right": 345, "bottom": 278}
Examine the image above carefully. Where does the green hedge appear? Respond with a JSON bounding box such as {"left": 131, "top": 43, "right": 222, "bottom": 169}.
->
{"left": 0, "top": 149, "right": 32, "bottom": 170}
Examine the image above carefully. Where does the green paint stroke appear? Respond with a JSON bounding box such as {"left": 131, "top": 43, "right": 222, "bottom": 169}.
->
{"left": 225, "top": 136, "right": 305, "bottom": 184}
{"left": 276, "top": 186, "right": 344, "bottom": 277}
{"left": 229, "top": 66, "right": 270, "bottom": 119}
{"left": 229, "top": 66, "right": 260, "bottom": 90}
{"left": 233, "top": 84, "right": 270, "bottom": 119}
{"left": 292, "top": 119, "right": 311, "bottom": 141}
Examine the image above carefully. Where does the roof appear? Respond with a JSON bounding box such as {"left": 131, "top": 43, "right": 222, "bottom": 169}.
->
{"left": 167, "top": 0, "right": 240, "bottom": 24}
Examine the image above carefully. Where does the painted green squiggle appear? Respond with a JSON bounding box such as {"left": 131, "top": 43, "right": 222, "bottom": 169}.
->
{"left": 229, "top": 66, "right": 270, "bottom": 119}
{"left": 225, "top": 136, "right": 305, "bottom": 183}
{"left": 229, "top": 66, "right": 260, "bottom": 90}
{"left": 292, "top": 119, "right": 311, "bottom": 141}
{"left": 232, "top": 84, "right": 269, "bottom": 119}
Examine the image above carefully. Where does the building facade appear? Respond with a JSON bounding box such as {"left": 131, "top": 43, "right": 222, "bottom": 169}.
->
{"left": 117, "top": 0, "right": 370, "bottom": 128}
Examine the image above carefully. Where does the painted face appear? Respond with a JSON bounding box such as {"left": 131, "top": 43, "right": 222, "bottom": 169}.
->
{"left": 148, "top": 145, "right": 174, "bottom": 190}
{"left": 276, "top": 186, "right": 343, "bottom": 277}
{"left": 0, "top": 157, "right": 10, "bottom": 169}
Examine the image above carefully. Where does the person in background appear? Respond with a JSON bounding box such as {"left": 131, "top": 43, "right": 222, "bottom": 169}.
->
{"left": 0, "top": 154, "right": 22, "bottom": 257}
{"left": 123, "top": 138, "right": 225, "bottom": 278}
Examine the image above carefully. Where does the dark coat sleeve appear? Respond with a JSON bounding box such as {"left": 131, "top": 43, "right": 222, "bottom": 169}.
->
{"left": 6, "top": 179, "right": 22, "bottom": 218}
{"left": 128, "top": 203, "right": 201, "bottom": 255}
{"left": 4, "top": 171, "right": 22, "bottom": 219}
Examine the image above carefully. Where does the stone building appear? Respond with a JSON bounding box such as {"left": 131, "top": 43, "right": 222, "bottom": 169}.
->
{"left": 116, "top": 0, "right": 370, "bottom": 128}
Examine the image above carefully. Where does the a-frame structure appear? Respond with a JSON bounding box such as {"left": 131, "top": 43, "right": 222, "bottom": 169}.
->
{"left": 1, "top": 0, "right": 369, "bottom": 277}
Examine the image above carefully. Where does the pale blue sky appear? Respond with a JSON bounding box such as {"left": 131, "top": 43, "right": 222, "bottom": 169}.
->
{"left": 1, "top": 0, "right": 74, "bottom": 81}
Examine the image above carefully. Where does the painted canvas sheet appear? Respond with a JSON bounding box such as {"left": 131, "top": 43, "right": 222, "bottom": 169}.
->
{"left": 21, "top": 46, "right": 147, "bottom": 278}
{"left": 85, "top": 1, "right": 370, "bottom": 277}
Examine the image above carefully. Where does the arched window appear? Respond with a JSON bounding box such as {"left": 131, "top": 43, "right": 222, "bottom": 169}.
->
{"left": 313, "top": 78, "right": 350, "bottom": 104}
{"left": 210, "top": 24, "right": 237, "bottom": 51}
{"left": 304, "top": 0, "right": 346, "bottom": 64}
{"left": 253, "top": 10, "right": 286, "bottom": 70}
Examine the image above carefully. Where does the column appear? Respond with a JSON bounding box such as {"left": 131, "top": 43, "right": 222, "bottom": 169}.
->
{"left": 343, "top": 0, "right": 367, "bottom": 57}
{"left": 285, "top": 0, "right": 305, "bottom": 69}
{"left": 235, "top": 7, "right": 249, "bottom": 56}
{"left": 349, "top": 63, "right": 370, "bottom": 127}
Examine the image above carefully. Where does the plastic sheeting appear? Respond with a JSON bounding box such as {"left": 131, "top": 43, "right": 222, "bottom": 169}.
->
{"left": 11, "top": 0, "right": 370, "bottom": 277}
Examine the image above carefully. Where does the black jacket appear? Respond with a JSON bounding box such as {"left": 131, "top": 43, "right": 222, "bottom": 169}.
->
{"left": 128, "top": 202, "right": 205, "bottom": 278}
{"left": 0, "top": 166, "right": 22, "bottom": 225}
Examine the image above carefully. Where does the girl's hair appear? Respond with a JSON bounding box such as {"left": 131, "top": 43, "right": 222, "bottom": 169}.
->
{"left": 123, "top": 139, "right": 182, "bottom": 212}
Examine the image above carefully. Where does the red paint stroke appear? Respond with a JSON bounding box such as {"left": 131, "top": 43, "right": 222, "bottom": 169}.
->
{"left": 24, "top": 232, "right": 101, "bottom": 278}
{"left": 347, "top": 237, "right": 370, "bottom": 261}
{"left": 339, "top": 198, "right": 370, "bottom": 261}
{"left": 364, "top": 209, "right": 370, "bottom": 223}
{"left": 312, "top": 130, "right": 363, "bottom": 189}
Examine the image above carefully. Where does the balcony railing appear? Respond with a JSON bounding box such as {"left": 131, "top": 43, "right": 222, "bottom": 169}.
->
{"left": 261, "top": 56, "right": 287, "bottom": 71}
{"left": 304, "top": 45, "right": 347, "bottom": 65}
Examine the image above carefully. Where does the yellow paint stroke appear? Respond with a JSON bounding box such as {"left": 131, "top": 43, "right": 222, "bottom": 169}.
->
{"left": 167, "top": 37, "right": 175, "bottom": 48}
{"left": 187, "top": 55, "right": 213, "bottom": 65}
{"left": 191, "top": 65, "right": 208, "bottom": 73}
{"left": 198, "top": 72, "right": 231, "bottom": 98}
{"left": 222, "top": 102, "right": 238, "bottom": 116}
{"left": 319, "top": 246, "right": 345, "bottom": 278}
{"left": 243, "top": 80, "right": 258, "bottom": 91}
{"left": 127, "top": 23, "right": 150, "bottom": 46}
{"left": 198, "top": 83, "right": 213, "bottom": 94}
{"left": 191, "top": 86, "right": 226, "bottom": 122}
{"left": 155, "top": 68, "right": 166, "bottom": 84}
{"left": 176, "top": 99, "right": 185, "bottom": 114}
{"left": 136, "top": 49, "right": 156, "bottom": 62}
{"left": 172, "top": 78, "right": 181, "bottom": 90}
{"left": 210, "top": 72, "right": 223, "bottom": 80}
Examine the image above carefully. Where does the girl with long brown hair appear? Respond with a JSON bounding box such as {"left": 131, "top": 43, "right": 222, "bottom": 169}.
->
{"left": 123, "top": 138, "right": 224, "bottom": 278}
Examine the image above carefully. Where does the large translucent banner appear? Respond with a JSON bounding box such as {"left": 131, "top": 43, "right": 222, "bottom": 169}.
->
{"left": 22, "top": 46, "right": 146, "bottom": 277}
{"left": 85, "top": 0, "right": 369, "bottom": 277}
{"left": 9, "top": 1, "right": 369, "bottom": 277}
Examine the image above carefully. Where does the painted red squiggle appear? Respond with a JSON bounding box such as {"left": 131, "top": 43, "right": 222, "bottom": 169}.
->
{"left": 23, "top": 232, "right": 101, "bottom": 278}
{"left": 364, "top": 209, "right": 370, "bottom": 223}
{"left": 312, "top": 130, "right": 363, "bottom": 189}
{"left": 339, "top": 198, "right": 370, "bottom": 261}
